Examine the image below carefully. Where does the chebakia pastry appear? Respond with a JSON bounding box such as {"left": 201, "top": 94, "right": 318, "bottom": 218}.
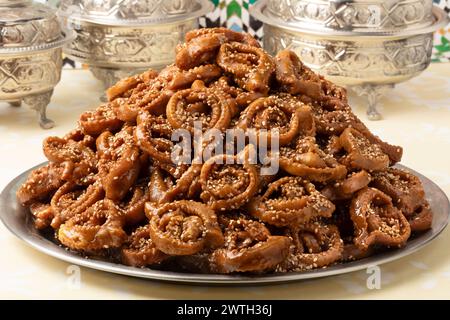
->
{"left": 17, "top": 28, "right": 432, "bottom": 274}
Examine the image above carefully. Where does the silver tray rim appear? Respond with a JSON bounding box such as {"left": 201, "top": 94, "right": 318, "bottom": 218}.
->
{"left": 1, "top": 163, "right": 449, "bottom": 285}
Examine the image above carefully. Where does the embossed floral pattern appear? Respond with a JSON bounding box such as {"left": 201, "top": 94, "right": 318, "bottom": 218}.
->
{"left": 35, "top": 1, "right": 450, "bottom": 65}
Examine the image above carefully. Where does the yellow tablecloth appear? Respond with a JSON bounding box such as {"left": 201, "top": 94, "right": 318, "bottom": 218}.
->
{"left": 1, "top": 65, "right": 450, "bottom": 299}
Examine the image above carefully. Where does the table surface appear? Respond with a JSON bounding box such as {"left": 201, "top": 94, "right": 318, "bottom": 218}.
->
{"left": 1, "top": 65, "right": 450, "bottom": 300}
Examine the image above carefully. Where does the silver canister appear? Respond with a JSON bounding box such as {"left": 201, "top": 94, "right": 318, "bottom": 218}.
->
{"left": 252, "top": 0, "right": 449, "bottom": 120}
{"left": 59, "top": 0, "right": 213, "bottom": 98}
{"left": 0, "top": 0, "right": 74, "bottom": 128}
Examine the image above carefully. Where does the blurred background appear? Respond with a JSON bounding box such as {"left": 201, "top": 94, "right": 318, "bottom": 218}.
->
{"left": 38, "top": 0, "right": 450, "bottom": 66}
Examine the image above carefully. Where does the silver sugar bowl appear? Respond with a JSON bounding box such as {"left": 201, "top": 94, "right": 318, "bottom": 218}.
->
{"left": 0, "top": 0, "right": 74, "bottom": 129}
{"left": 252, "top": 0, "right": 449, "bottom": 120}
{"left": 59, "top": 0, "right": 213, "bottom": 99}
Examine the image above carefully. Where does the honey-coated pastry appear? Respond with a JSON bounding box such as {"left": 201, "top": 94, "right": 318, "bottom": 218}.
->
{"left": 176, "top": 34, "right": 227, "bottom": 70}
{"left": 148, "top": 167, "right": 175, "bottom": 203}
{"left": 312, "top": 102, "right": 403, "bottom": 165}
{"left": 360, "top": 127, "right": 403, "bottom": 165}
{"left": 112, "top": 84, "right": 172, "bottom": 122}
{"left": 278, "top": 222, "right": 343, "bottom": 271}
{"left": 107, "top": 69, "right": 159, "bottom": 101}
{"left": 112, "top": 65, "right": 224, "bottom": 123}
{"left": 247, "top": 177, "right": 335, "bottom": 227}
{"left": 176, "top": 28, "right": 260, "bottom": 70}
{"left": 100, "top": 144, "right": 141, "bottom": 201}
{"left": 319, "top": 77, "right": 349, "bottom": 110}
{"left": 279, "top": 136, "right": 347, "bottom": 182}
{"left": 147, "top": 164, "right": 202, "bottom": 205}
{"left": 199, "top": 146, "right": 259, "bottom": 211}
{"left": 275, "top": 50, "right": 323, "bottom": 99}
{"left": 312, "top": 102, "right": 359, "bottom": 137}
{"left": 209, "top": 76, "right": 265, "bottom": 111}
{"left": 111, "top": 66, "right": 191, "bottom": 123}
{"left": 119, "top": 180, "right": 150, "bottom": 226}
{"left": 17, "top": 28, "right": 433, "bottom": 274}
{"left": 43, "top": 136, "right": 96, "bottom": 165}
{"left": 146, "top": 200, "right": 224, "bottom": 256}
{"left": 210, "top": 216, "right": 290, "bottom": 273}
{"left": 274, "top": 49, "right": 349, "bottom": 110}
{"left": 339, "top": 128, "right": 390, "bottom": 172}
{"left": 58, "top": 199, "right": 127, "bottom": 252}
{"left": 17, "top": 163, "right": 65, "bottom": 206}
{"left": 167, "top": 64, "right": 222, "bottom": 90}
{"left": 29, "top": 202, "right": 54, "bottom": 230}
{"left": 121, "top": 224, "right": 168, "bottom": 267}
{"left": 341, "top": 243, "right": 374, "bottom": 262}
{"left": 217, "top": 42, "right": 275, "bottom": 94}
{"left": 63, "top": 128, "right": 96, "bottom": 149}
{"left": 184, "top": 28, "right": 260, "bottom": 48}
{"left": 96, "top": 127, "right": 142, "bottom": 201}
{"left": 370, "top": 167, "right": 433, "bottom": 232}
{"left": 163, "top": 164, "right": 203, "bottom": 203}
{"left": 371, "top": 168, "right": 426, "bottom": 217}
{"left": 237, "top": 95, "right": 304, "bottom": 146}
{"left": 50, "top": 181, "right": 104, "bottom": 229}
{"left": 156, "top": 161, "right": 190, "bottom": 180}
{"left": 322, "top": 170, "right": 371, "bottom": 201}
{"left": 166, "top": 87, "right": 232, "bottom": 134}
{"left": 135, "top": 113, "right": 174, "bottom": 164}
{"left": 79, "top": 104, "right": 123, "bottom": 136}
{"left": 408, "top": 203, "right": 433, "bottom": 232}
{"left": 350, "top": 187, "right": 411, "bottom": 251}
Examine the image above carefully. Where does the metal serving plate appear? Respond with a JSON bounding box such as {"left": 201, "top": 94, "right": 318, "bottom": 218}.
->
{"left": 1, "top": 163, "right": 448, "bottom": 285}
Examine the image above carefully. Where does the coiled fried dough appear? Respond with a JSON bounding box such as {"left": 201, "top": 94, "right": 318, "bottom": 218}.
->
{"left": 350, "top": 187, "right": 411, "bottom": 251}
{"left": 146, "top": 200, "right": 224, "bottom": 256}
{"left": 18, "top": 28, "right": 431, "bottom": 273}
{"left": 247, "top": 177, "right": 335, "bottom": 227}
{"left": 58, "top": 199, "right": 127, "bottom": 252}
{"left": 210, "top": 215, "right": 290, "bottom": 273}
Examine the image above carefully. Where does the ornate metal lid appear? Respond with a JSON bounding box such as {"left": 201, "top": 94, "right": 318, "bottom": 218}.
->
{"left": 0, "top": 0, "right": 74, "bottom": 54}
{"left": 59, "top": 0, "right": 214, "bottom": 26}
{"left": 264, "top": 0, "right": 437, "bottom": 32}
{"left": 252, "top": 0, "right": 449, "bottom": 37}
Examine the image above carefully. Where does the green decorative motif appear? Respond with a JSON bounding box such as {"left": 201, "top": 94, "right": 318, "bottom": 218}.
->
{"left": 227, "top": 0, "right": 241, "bottom": 18}
{"left": 432, "top": 35, "right": 450, "bottom": 62}
{"left": 435, "top": 36, "right": 450, "bottom": 53}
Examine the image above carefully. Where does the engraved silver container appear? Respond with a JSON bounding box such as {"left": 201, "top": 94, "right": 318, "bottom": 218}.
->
{"left": 0, "top": 0, "right": 75, "bottom": 129}
{"left": 265, "top": 0, "right": 436, "bottom": 33}
{"left": 59, "top": 0, "right": 213, "bottom": 97}
{"left": 252, "top": 0, "right": 449, "bottom": 120}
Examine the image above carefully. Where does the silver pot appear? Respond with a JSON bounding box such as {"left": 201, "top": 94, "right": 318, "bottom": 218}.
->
{"left": 252, "top": 0, "right": 449, "bottom": 120}
{"left": 265, "top": 0, "right": 436, "bottom": 33}
{"left": 59, "top": 0, "right": 213, "bottom": 97}
{"left": 0, "top": 0, "right": 74, "bottom": 129}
